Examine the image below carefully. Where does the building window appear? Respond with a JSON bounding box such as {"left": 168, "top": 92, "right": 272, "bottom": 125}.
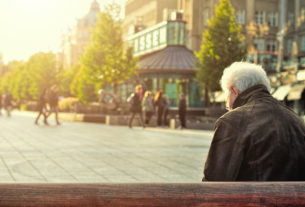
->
{"left": 302, "top": 8, "right": 305, "bottom": 22}
{"left": 267, "top": 12, "right": 278, "bottom": 27}
{"left": 266, "top": 40, "right": 277, "bottom": 52}
{"left": 203, "top": 9, "right": 210, "bottom": 26}
{"left": 255, "top": 11, "right": 265, "bottom": 25}
{"left": 179, "top": 23, "right": 185, "bottom": 45}
{"left": 254, "top": 39, "right": 265, "bottom": 51}
{"left": 288, "top": 12, "right": 295, "bottom": 25}
{"left": 146, "top": 33, "right": 152, "bottom": 49}
{"left": 134, "top": 39, "right": 139, "bottom": 52}
{"left": 139, "top": 36, "right": 145, "bottom": 51}
{"left": 236, "top": 10, "right": 245, "bottom": 25}
{"left": 152, "top": 30, "right": 159, "bottom": 47}
{"left": 287, "top": 39, "right": 293, "bottom": 54}
{"left": 159, "top": 26, "right": 167, "bottom": 44}
{"left": 302, "top": 36, "right": 305, "bottom": 51}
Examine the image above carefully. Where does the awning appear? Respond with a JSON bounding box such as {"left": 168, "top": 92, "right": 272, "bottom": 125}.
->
{"left": 272, "top": 85, "right": 291, "bottom": 101}
{"left": 287, "top": 84, "right": 305, "bottom": 101}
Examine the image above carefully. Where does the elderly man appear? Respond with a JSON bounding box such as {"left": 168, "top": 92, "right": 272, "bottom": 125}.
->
{"left": 203, "top": 62, "right": 305, "bottom": 181}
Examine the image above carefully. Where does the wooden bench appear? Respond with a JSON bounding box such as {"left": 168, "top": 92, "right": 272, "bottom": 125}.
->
{"left": 0, "top": 182, "right": 304, "bottom": 206}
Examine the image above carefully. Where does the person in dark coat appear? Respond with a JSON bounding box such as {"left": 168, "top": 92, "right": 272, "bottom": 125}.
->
{"left": 163, "top": 94, "right": 169, "bottom": 126}
{"left": 154, "top": 91, "right": 165, "bottom": 126}
{"left": 3, "top": 91, "right": 13, "bottom": 117}
{"left": 203, "top": 62, "right": 305, "bottom": 181}
{"left": 34, "top": 88, "right": 49, "bottom": 125}
{"left": 178, "top": 93, "right": 186, "bottom": 129}
{"left": 47, "top": 85, "right": 60, "bottom": 125}
{"left": 128, "top": 85, "right": 145, "bottom": 128}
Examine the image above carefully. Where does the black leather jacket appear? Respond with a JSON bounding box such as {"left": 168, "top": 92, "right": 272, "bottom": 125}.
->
{"left": 203, "top": 84, "right": 305, "bottom": 181}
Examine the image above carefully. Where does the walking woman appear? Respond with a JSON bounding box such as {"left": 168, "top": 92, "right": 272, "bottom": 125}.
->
{"left": 34, "top": 88, "right": 49, "bottom": 125}
{"left": 128, "top": 85, "right": 145, "bottom": 128}
{"left": 142, "top": 91, "right": 154, "bottom": 125}
{"left": 48, "top": 85, "right": 61, "bottom": 125}
{"left": 154, "top": 91, "right": 165, "bottom": 126}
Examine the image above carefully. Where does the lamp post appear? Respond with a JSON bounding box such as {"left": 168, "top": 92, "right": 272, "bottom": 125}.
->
{"left": 246, "top": 21, "right": 258, "bottom": 63}
{"left": 276, "top": 0, "right": 286, "bottom": 72}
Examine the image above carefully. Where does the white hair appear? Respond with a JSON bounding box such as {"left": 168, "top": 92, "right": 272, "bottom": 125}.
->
{"left": 220, "top": 62, "right": 271, "bottom": 96}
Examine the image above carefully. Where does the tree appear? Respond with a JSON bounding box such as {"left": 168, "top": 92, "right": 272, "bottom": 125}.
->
{"left": 26, "top": 52, "right": 58, "bottom": 99}
{"left": 195, "top": 0, "right": 247, "bottom": 105}
{"left": 58, "top": 63, "right": 80, "bottom": 97}
{"left": 0, "top": 52, "right": 58, "bottom": 102}
{"left": 75, "top": 3, "right": 137, "bottom": 102}
{"left": 70, "top": 67, "right": 96, "bottom": 103}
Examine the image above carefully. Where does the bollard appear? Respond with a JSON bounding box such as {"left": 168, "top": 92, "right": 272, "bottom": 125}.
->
{"left": 105, "top": 115, "right": 110, "bottom": 125}
{"left": 170, "top": 119, "right": 176, "bottom": 129}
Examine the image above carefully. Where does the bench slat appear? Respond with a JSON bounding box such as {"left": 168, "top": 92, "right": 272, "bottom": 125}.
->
{"left": 0, "top": 183, "right": 304, "bottom": 206}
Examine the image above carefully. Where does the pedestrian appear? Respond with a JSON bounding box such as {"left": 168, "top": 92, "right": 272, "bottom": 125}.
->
{"left": 203, "top": 62, "right": 305, "bottom": 181}
{"left": 178, "top": 93, "right": 187, "bottom": 129}
{"left": 47, "top": 85, "right": 61, "bottom": 125}
{"left": 3, "top": 91, "right": 13, "bottom": 117}
{"left": 128, "top": 85, "right": 145, "bottom": 128}
{"left": 0, "top": 91, "right": 2, "bottom": 116}
{"left": 142, "top": 91, "right": 154, "bottom": 125}
{"left": 34, "top": 88, "right": 49, "bottom": 125}
{"left": 154, "top": 91, "right": 165, "bottom": 126}
{"left": 163, "top": 94, "right": 169, "bottom": 126}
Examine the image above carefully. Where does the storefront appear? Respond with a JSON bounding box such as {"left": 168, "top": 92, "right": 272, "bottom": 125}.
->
{"left": 125, "top": 19, "right": 203, "bottom": 108}
{"left": 137, "top": 45, "right": 201, "bottom": 107}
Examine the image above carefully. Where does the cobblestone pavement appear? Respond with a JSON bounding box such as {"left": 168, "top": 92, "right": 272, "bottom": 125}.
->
{"left": 0, "top": 111, "right": 213, "bottom": 183}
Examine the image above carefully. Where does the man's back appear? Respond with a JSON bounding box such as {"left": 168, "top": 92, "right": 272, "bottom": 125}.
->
{"left": 204, "top": 85, "right": 305, "bottom": 181}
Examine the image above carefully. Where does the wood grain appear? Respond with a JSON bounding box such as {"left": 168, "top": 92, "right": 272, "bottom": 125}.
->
{"left": 0, "top": 182, "right": 303, "bottom": 206}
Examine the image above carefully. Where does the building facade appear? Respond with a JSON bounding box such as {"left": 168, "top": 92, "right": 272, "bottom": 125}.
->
{"left": 123, "top": 0, "right": 202, "bottom": 108}
{"left": 61, "top": 0, "right": 100, "bottom": 69}
{"left": 123, "top": 0, "right": 177, "bottom": 40}
{"left": 284, "top": 0, "right": 305, "bottom": 68}
{"left": 178, "top": 0, "right": 280, "bottom": 72}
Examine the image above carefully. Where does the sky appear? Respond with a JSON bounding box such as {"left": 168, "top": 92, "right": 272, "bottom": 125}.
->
{"left": 0, "top": 0, "right": 127, "bottom": 64}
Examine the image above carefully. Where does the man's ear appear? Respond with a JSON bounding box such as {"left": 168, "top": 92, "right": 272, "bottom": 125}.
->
{"left": 231, "top": 86, "right": 239, "bottom": 96}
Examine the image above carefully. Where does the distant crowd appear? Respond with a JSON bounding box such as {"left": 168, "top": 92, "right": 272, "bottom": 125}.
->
{"left": 127, "top": 84, "right": 186, "bottom": 129}
{"left": 0, "top": 85, "right": 60, "bottom": 126}
{"left": 0, "top": 84, "right": 187, "bottom": 128}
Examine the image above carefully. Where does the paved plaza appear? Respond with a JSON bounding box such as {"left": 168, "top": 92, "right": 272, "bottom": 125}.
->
{"left": 0, "top": 111, "right": 213, "bottom": 183}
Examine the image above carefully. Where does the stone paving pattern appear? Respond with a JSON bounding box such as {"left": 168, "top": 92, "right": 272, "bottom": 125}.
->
{"left": 0, "top": 111, "right": 213, "bottom": 183}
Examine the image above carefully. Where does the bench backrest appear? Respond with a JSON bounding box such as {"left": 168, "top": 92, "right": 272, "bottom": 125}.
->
{"left": 0, "top": 182, "right": 304, "bottom": 206}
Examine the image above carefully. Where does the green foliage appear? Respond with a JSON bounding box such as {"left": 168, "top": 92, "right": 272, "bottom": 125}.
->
{"left": 0, "top": 52, "right": 58, "bottom": 102}
{"left": 195, "top": 0, "right": 247, "bottom": 93}
{"left": 0, "top": 3, "right": 138, "bottom": 104}
{"left": 58, "top": 63, "right": 80, "bottom": 97}
{"left": 75, "top": 3, "right": 137, "bottom": 103}
{"left": 70, "top": 67, "right": 97, "bottom": 103}
{"left": 26, "top": 52, "right": 58, "bottom": 98}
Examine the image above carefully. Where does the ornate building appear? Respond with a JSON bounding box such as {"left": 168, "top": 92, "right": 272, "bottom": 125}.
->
{"left": 61, "top": 0, "right": 100, "bottom": 69}
{"left": 284, "top": 0, "right": 305, "bottom": 68}
{"left": 178, "top": 0, "right": 281, "bottom": 72}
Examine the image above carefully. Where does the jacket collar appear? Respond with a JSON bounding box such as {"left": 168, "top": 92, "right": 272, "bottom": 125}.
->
{"left": 232, "top": 84, "right": 270, "bottom": 109}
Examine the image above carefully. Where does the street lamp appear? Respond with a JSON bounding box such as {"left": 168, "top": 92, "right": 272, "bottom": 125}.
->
{"left": 246, "top": 21, "right": 258, "bottom": 63}
{"left": 276, "top": 0, "right": 286, "bottom": 73}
